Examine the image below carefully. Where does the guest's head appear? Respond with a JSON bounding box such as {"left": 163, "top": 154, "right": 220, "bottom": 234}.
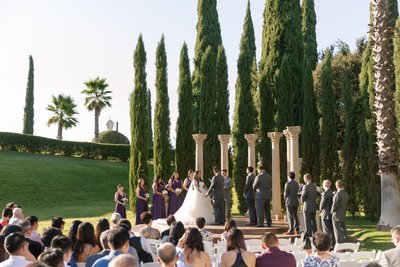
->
{"left": 303, "top": 173, "right": 312, "bottom": 183}
{"left": 99, "top": 230, "right": 111, "bottom": 250}
{"left": 109, "top": 253, "right": 138, "bottom": 267}
{"left": 26, "top": 263, "right": 49, "bottom": 267}
{"left": 26, "top": 215, "right": 39, "bottom": 231}
{"left": 313, "top": 231, "right": 331, "bottom": 252}
{"left": 336, "top": 180, "right": 344, "bottom": 190}
{"left": 18, "top": 219, "right": 32, "bottom": 237}
{"left": 95, "top": 218, "right": 110, "bottom": 249}
{"left": 213, "top": 166, "right": 220, "bottom": 174}
{"left": 288, "top": 171, "right": 295, "bottom": 180}
{"left": 322, "top": 180, "right": 331, "bottom": 190}
{"left": 227, "top": 229, "right": 246, "bottom": 251}
{"left": 1, "top": 224, "right": 22, "bottom": 237}
{"left": 391, "top": 225, "right": 400, "bottom": 247}
{"left": 72, "top": 222, "right": 96, "bottom": 257}
{"left": 51, "top": 235, "right": 73, "bottom": 263}
{"left": 224, "top": 219, "right": 237, "bottom": 233}
{"left": 157, "top": 242, "right": 177, "bottom": 267}
{"left": 111, "top": 213, "right": 122, "bottom": 228}
{"left": 38, "top": 249, "right": 64, "bottom": 267}
{"left": 6, "top": 202, "right": 17, "bottom": 210}
{"left": 13, "top": 208, "right": 23, "bottom": 219}
{"left": 42, "top": 227, "right": 62, "bottom": 248}
{"left": 246, "top": 166, "right": 254, "bottom": 174}
{"left": 119, "top": 219, "right": 132, "bottom": 232}
{"left": 196, "top": 217, "right": 206, "bottom": 230}
{"left": 141, "top": 212, "right": 153, "bottom": 226}
{"left": 364, "top": 263, "right": 383, "bottom": 267}
{"left": 1, "top": 208, "right": 12, "bottom": 221}
{"left": 4, "top": 232, "right": 29, "bottom": 256}
{"left": 67, "top": 220, "right": 82, "bottom": 245}
{"left": 168, "top": 222, "right": 185, "bottom": 246}
{"left": 166, "top": 215, "right": 176, "bottom": 226}
{"left": 221, "top": 169, "right": 228, "bottom": 177}
{"left": 184, "top": 228, "right": 204, "bottom": 252}
{"left": 51, "top": 217, "right": 65, "bottom": 231}
{"left": 107, "top": 227, "right": 130, "bottom": 253}
{"left": 261, "top": 232, "right": 279, "bottom": 250}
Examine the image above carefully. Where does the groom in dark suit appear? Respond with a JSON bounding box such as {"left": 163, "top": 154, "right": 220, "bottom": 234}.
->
{"left": 244, "top": 166, "right": 257, "bottom": 226}
{"left": 206, "top": 166, "right": 225, "bottom": 225}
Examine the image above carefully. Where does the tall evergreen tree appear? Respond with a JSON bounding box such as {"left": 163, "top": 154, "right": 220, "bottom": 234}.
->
{"left": 215, "top": 45, "right": 230, "bottom": 135}
{"left": 153, "top": 35, "right": 171, "bottom": 181}
{"left": 129, "top": 35, "right": 149, "bottom": 211}
{"left": 394, "top": 18, "right": 400, "bottom": 157}
{"left": 23, "top": 55, "right": 34, "bottom": 134}
{"left": 301, "top": 0, "right": 318, "bottom": 71}
{"left": 146, "top": 89, "right": 153, "bottom": 155}
{"left": 192, "top": 0, "right": 222, "bottom": 133}
{"left": 176, "top": 43, "right": 195, "bottom": 176}
{"left": 232, "top": 1, "right": 257, "bottom": 214}
{"left": 319, "top": 49, "right": 337, "bottom": 181}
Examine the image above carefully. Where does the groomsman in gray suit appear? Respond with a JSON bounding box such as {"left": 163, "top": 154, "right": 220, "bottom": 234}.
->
{"left": 384, "top": 225, "right": 400, "bottom": 267}
{"left": 284, "top": 171, "right": 300, "bottom": 235}
{"left": 222, "top": 169, "right": 232, "bottom": 220}
{"left": 331, "top": 180, "right": 349, "bottom": 243}
{"left": 253, "top": 165, "right": 272, "bottom": 227}
{"left": 244, "top": 167, "right": 257, "bottom": 226}
{"left": 320, "top": 179, "right": 335, "bottom": 245}
{"left": 301, "top": 173, "right": 318, "bottom": 237}
{"left": 206, "top": 166, "right": 225, "bottom": 225}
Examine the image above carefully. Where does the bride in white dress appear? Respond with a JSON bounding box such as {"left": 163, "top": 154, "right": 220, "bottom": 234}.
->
{"left": 173, "top": 170, "right": 214, "bottom": 225}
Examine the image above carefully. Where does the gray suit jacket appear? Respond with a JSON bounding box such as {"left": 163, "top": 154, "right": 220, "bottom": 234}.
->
{"left": 331, "top": 188, "right": 349, "bottom": 222}
{"left": 253, "top": 171, "right": 272, "bottom": 200}
{"left": 301, "top": 182, "right": 318, "bottom": 212}
{"left": 384, "top": 246, "right": 400, "bottom": 267}
{"left": 284, "top": 179, "right": 299, "bottom": 207}
{"left": 320, "top": 189, "right": 333, "bottom": 220}
{"left": 244, "top": 173, "right": 255, "bottom": 200}
{"left": 86, "top": 250, "right": 110, "bottom": 267}
{"left": 223, "top": 176, "right": 232, "bottom": 199}
{"left": 207, "top": 172, "right": 225, "bottom": 200}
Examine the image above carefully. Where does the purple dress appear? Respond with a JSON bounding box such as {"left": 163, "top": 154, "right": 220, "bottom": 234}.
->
{"left": 151, "top": 183, "right": 166, "bottom": 220}
{"left": 115, "top": 193, "right": 127, "bottom": 219}
{"left": 136, "top": 187, "right": 149, "bottom": 225}
{"left": 168, "top": 179, "right": 183, "bottom": 215}
{"left": 183, "top": 178, "right": 192, "bottom": 199}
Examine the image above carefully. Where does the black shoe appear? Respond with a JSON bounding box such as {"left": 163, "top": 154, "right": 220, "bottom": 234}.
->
{"left": 257, "top": 224, "right": 264, "bottom": 227}
{"left": 267, "top": 224, "right": 272, "bottom": 227}
{"left": 246, "top": 223, "right": 256, "bottom": 226}
{"left": 210, "top": 223, "right": 219, "bottom": 225}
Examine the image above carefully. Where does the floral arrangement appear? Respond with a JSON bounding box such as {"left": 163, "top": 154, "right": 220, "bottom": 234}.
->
{"left": 162, "top": 190, "right": 168, "bottom": 195}
{"left": 145, "top": 193, "right": 149, "bottom": 198}
{"left": 121, "top": 197, "right": 128, "bottom": 203}
{"left": 176, "top": 188, "right": 182, "bottom": 193}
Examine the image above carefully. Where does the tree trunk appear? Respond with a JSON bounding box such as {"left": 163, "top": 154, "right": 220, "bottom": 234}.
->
{"left": 94, "top": 108, "right": 100, "bottom": 142}
{"left": 57, "top": 122, "right": 63, "bottom": 140}
{"left": 380, "top": 171, "right": 400, "bottom": 229}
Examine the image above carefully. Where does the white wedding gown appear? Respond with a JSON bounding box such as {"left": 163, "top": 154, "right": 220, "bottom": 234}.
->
{"left": 173, "top": 180, "right": 214, "bottom": 225}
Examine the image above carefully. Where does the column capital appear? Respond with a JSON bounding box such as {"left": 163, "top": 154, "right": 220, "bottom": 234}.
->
{"left": 282, "top": 129, "right": 290, "bottom": 138}
{"left": 267, "top": 132, "right": 283, "bottom": 142}
{"left": 218, "top": 134, "right": 231, "bottom": 144}
{"left": 192, "top": 134, "right": 207, "bottom": 144}
{"left": 286, "top": 126, "right": 301, "bottom": 138}
{"left": 244, "top": 134, "right": 259, "bottom": 144}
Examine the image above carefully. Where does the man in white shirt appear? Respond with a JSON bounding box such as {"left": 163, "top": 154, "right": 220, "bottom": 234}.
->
{"left": 8, "top": 208, "right": 23, "bottom": 225}
{"left": 382, "top": 225, "right": 400, "bottom": 267}
{"left": 196, "top": 217, "right": 213, "bottom": 242}
{"left": 0, "top": 232, "right": 33, "bottom": 267}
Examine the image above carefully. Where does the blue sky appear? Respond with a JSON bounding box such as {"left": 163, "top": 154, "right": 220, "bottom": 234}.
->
{"left": 0, "top": 1, "right": 381, "bottom": 143}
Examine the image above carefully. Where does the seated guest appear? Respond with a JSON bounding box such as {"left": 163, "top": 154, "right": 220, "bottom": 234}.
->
{"left": 5, "top": 202, "right": 18, "bottom": 209}
{"left": 51, "top": 235, "right": 74, "bottom": 267}
{"left": 176, "top": 228, "right": 212, "bottom": 267}
{"left": 109, "top": 254, "right": 139, "bottom": 267}
{"left": 221, "top": 219, "right": 237, "bottom": 241}
{"left": 161, "top": 215, "right": 176, "bottom": 238}
{"left": 196, "top": 217, "right": 213, "bottom": 243}
{"left": 162, "top": 221, "right": 185, "bottom": 246}
{"left": 256, "top": 232, "right": 296, "bottom": 267}
{"left": 72, "top": 222, "right": 101, "bottom": 263}
{"left": 0, "top": 235, "right": 6, "bottom": 262}
{"left": 18, "top": 219, "right": 43, "bottom": 259}
{"left": 110, "top": 213, "right": 121, "bottom": 229}
{"left": 139, "top": 212, "right": 161, "bottom": 239}
{"left": 0, "top": 232, "right": 34, "bottom": 266}
{"left": 85, "top": 230, "right": 111, "bottom": 267}
{"left": 38, "top": 249, "right": 64, "bottom": 267}
{"left": 221, "top": 229, "right": 256, "bottom": 267}
{"left": 52, "top": 217, "right": 65, "bottom": 232}
{"left": 26, "top": 263, "right": 49, "bottom": 267}
{"left": 157, "top": 242, "right": 178, "bottom": 267}
{"left": 0, "top": 208, "right": 12, "bottom": 228}
{"left": 118, "top": 219, "right": 153, "bottom": 263}
{"left": 42, "top": 227, "right": 63, "bottom": 250}
{"left": 67, "top": 220, "right": 82, "bottom": 246}
{"left": 27, "top": 216, "right": 44, "bottom": 246}
{"left": 9, "top": 208, "right": 24, "bottom": 225}
{"left": 93, "top": 227, "right": 137, "bottom": 267}
{"left": 94, "top": 218, "right": 110, "bottom": 250}
{"left": 303, "top": 231, "right": 339, "bottom": 267}
{"left": 383, "top": 225, "right": 400, "bottom": 267}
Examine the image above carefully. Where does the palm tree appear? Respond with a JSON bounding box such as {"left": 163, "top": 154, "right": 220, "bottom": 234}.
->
{"left": 47, "top": 94, "right": 78, "bottom": 140}
{"left": 371, "top": 0, "right": 400, "bottom": 229}
{"left": 81, "top": 77, "right": 112, "bottom": 142}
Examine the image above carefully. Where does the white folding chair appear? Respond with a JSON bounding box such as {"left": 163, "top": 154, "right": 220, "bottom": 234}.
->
{"left": 347, "top": 251, "right": 376, "bottom": 262}
{"left": 146, "top": 238, "right": 161, "bottom": 255}
{"left": 247, "top": 244, "right": 263, "bottom": 253}
{"left": 331, "top": 252, "right": 350, "bottom": 261}
{"left": 204, "top": 240, "right": 214, "bottom": 255}
{"left": 334, "top": 242, "right": 360, "bottom": 253}
{"left": 279, "top": 244, "right": 303, "bottom": 253}
{"left": 245, "top": 239, "right": 262, "bottom": 247}
{"left": 278, "top": 238, "right": 291, "bottom": 245}
{"left": 339, "top": 261, "right": 362, "bottom": 267}
{"left": 142, "top": 263, "right": 161, "bottom": 267}
{"left": 294, "top": 233, "right": 305, "bottom": 246}
{"left": 291, "top": 252, "right": 307, "bottom": 267}
{"left": 76, "top": 263, "right": 85, "bottom": 267}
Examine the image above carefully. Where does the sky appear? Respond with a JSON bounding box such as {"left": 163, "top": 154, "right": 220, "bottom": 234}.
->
{"left": 0, "top": 0, "right": 384, "bottom": 144}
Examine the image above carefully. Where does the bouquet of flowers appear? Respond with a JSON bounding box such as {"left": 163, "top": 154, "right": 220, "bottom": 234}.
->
{"left": 162, "top": 190, "right": 168, "bottom": 195}
{"left": 176, "top": 188, "right": 182, "bottom": 194}
{"left": 121, "top": 197, "right": 128, "bottom": 203}
{"left": 145, "top": 193, "right": 150, "bottom": 198}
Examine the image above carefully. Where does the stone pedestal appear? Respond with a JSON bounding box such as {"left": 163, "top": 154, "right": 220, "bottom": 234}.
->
{"left": 218, "top": 135, "right": 231, "bottom": 175}
{"left": 193, "top": 134, "right": 207, "bottom": 179}
{"left": 287, "top": 126, "right": 301, "bottom": 183}
{"left": 268, "top": 132, "right": 283, "bottom": 217}
{"left": 244, "top": 134, "right": 258, "bottom": 168}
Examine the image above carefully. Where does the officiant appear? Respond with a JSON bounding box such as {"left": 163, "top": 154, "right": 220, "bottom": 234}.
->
{"left": 114, "top": 184, "right": 127, "bottom": 219}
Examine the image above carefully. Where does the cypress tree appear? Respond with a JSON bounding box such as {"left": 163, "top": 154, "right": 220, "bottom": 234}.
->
{"left": 129, "top": 35, "right": 149, "bottom": 211}
{"left": 301, "top": 0, "right": 318, "bottom": 71}
{"left": 147, "top": 89, "right": 153, "bottom": 156}
{"left": 394, "top": 18, "right": 400, "bottom": 157}
{"left": 232, "top": 1, "right": 257, "bottom": 214}
{"left": 175, "top": 43, "right": 195, "bottom": 176}
{"left": 23, "top": 55, "right": 34, "bottom": 134}
{"left": 153, "top": 35, "right": 171, "bottom": 181}
{"left": 215, "top": 45, "right": 230, "bottom": 135}
{"left": 319, "top": 49, "right": 337, "bottom": 181}
{"left": 251, "top": 58, "right": 260, "bottom": 133}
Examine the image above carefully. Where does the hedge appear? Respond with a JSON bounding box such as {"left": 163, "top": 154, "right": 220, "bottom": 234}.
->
{"left": 0, "top": 132, "right": 130, "bottom": 161}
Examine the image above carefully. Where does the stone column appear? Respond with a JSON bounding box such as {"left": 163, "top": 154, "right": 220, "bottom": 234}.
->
{"left": 268, "top": 132, "right": 283, "bottom": 217}
{"left": 244, "top": 134, "right": 258, "bottom": 168}
{"left": 287, "top": 126, "right": 301, "bottom": 182}
{"left": 283, "top": 129, "right": 291, "bottom": 174}
{"left": 218, "top": 135, "right": 231, "bottom": 175}
{"left": 192, "top": 134, "right": 207, "bottom": 179}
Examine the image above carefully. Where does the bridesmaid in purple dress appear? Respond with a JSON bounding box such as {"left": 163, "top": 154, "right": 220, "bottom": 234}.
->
{"left": 151, "top": 176, "right": 166, "bottom": 220}
{"left": 135, "top": 178, "right": 149, "bottom": 225}
{"left": 168, "top": 172, "right": 184, "bottom": 215}
{"left": 114, "top": 184, "right": 127, "bottom": 218}
{"left": 182, "top": 169, "right": 194, "bottom": 199}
